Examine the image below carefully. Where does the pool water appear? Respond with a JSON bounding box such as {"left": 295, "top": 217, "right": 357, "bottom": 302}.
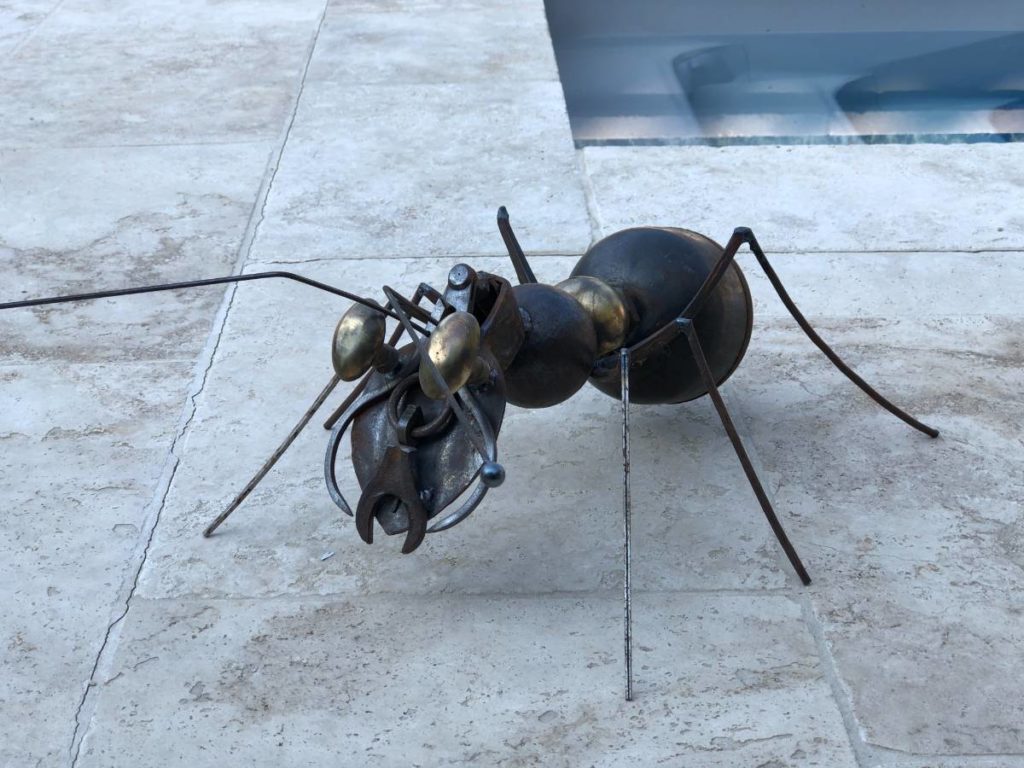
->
{"left": 546, "top": 1, "right": 1024, "bottom": 145}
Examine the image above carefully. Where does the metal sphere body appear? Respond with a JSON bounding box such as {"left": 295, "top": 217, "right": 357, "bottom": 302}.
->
{"left": 571, "top": 227, "right": 753, "bottom": 405}
{"left": 503, "top": 283, "right": 599, "bottom": 408}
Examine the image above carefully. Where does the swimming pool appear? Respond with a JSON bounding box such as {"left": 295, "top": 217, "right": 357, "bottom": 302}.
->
{"left": 546, "top": 0, "right": 1024, "bottom": 145}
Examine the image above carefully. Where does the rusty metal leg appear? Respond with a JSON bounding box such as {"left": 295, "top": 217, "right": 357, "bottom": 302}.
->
{"left": 497, "top": 206, "right": 538, "bottom": 285}
{"left": 680, "top": 318, "right": 812, "bottom": 585}
{"left": 620, "top": 348, "right": 634, "bottom": 702}
{"left": 203, "top": 374, "right": 341, "bottom": 537}
{"left": 741, "top": 229, "right": 939, "bottom": 439}
{"left": 322, "top": 375, "right": 373, "bottom": 432}
{"left": 680, "top": 228, "right": 746, "bottom": 319}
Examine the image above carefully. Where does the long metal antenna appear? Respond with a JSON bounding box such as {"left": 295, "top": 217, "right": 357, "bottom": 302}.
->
{"left": 621, "top": 347, "right": 634, "bottom": 702}
{"left": 203, "top": 374, "right": 341, "bottom": 537}
{"left": 0, "top": 271, "right": 429, "bottom": 335}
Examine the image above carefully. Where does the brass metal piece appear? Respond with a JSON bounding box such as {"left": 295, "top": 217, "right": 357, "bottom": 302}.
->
{"left": 333, "top": 303, "right": 386, "bottom": 381}
{"left": 468, "top": 356, "right": 491, "bottom": 387}
{"left": 557, "top": 275, "right": 629, "bottom": 356}
{"left": 419, "top": 311, "right": 482, "bottom": 399}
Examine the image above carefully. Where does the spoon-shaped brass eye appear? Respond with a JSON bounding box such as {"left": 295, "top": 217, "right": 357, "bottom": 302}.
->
{"left": 556, "top": 276, "right": 629, "bottom": 356}
{"left": 332, "top": 303, "right": 386, "bottom": 381}
{"left": 419, "top": 311, "right": 482, "bottom": 400}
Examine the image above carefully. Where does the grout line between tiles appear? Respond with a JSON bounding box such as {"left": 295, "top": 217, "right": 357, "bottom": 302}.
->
{"left": 118, "top": 585, "right": 802, "bottom": 605}
{"left": 575, "top": 149, "right": 603, "bottom": 248}
{"left": 247, "top": 247, "right": 1024, "bottom": 263}
{"left": 720, "top": 384, "right": 869, "bottom": 765}
{"left": 6, "top": 0, "right": 67, "bottom": 60}
{"left": 64, "top": 4, "right": 333, "bottom": 765}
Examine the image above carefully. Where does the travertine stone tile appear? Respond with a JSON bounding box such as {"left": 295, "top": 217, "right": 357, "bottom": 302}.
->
{"left": 737, "top": 251, "right": 1024, "bottom": 319}
{"left": 0, "top": 0, "right": 324, "bottom": 147}
{"left": 0, "top": 0, "right": 60, "bottom": 57}
{"left": 76, "top": 593, "right": 857, "bottom": 767}
{"left": 0, "top": 361, "right": 193, "bottom": 766}
{"left": 248, "top": 82, "right": 591, "bottom": 262}
{"left": 730, "top": 315, "right": 1024, "bottom": 755}
{"left": 583, "top": 144, "right": 1024, "bottom": 252}
{"left": 870, "top": 759, "right": 1024, "bottom": 768}
{"left": 0, "top": 143, "right": 271, "bottom": 363}
{"left": 308, "top": 1, "right": 559, "bottom": 84}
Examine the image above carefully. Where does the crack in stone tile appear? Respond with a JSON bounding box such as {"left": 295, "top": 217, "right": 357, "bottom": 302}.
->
{"left": 64, "top": 4, "right": 334, "bottom": 765}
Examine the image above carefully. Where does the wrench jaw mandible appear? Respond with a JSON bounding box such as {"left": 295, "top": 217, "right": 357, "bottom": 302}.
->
{"left": 324, "top": 270, "right": 515, "bottom": 553}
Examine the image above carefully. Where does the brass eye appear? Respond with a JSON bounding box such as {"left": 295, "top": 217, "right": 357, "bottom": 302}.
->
{"left": 556, "top": 276, "right": 629, "bottom": 356}
{"left": 419, "top": 311, "right": 482, "bottom": 400}
{"left": 332, "top": 303, "right": 386, "bottom": 381}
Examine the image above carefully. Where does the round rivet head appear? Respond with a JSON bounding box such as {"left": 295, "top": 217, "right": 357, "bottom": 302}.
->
{"left": 332, "top": 303, "right": 386, "bottom": 381}
{"left": 480, "top": 461, "right": 505, "bottom": 488}
{"left": 556, "top": 276, "right": 629, "bottom": 356}
{"left": 448, "top": 263, "right": 475, "bottom": 290}
{"left": 419, "top": 311, "right": 482, "bottom": 399}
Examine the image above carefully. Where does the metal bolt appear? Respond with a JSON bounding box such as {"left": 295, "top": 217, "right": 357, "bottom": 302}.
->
{"left": 448, "top": 264, "right": 474, "bottom": 290}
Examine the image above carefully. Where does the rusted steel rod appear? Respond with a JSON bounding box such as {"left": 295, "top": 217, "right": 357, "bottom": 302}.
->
{"left": 681, "top": 318, "right": 812, "bottom": 586}
{"left": 744, "top": 232, "right": 939, "bottom": 439}
{"left": 204, "top": 374, "right": 341, "bottom": 537}
{"left": 620, "top": 348, "right": 634, "bottom": 702}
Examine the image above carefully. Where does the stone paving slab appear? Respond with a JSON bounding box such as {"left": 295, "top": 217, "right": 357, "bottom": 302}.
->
{"left": 740, "top": 251, "right": 1024, "bottom": 319}
{"left": 0, "top": 143, "right": 271, "bottom": 364}
{"left": 869, "top": 760, "right": 1024, "bottom": 768}
{"left": 248, "top": 81, "right": 591, "bottom": 263}
{"left": 309, "top": 0, "right": 559, "bottom": 85}
{"left": 4, "top": 0, "right": 1024, "bottom": 763}
{"left": 0, "top": 361, "right": 192, "bottom": 766}
{"left": 0, "top": 139, "right": 273, "bottom": 764}
{"left": 0, "top": 0, "right": 59, "bottom": 57}
{"left": 136, "top": 256, "right": 789, "bottom": 600}
{"left": 582, "top": 144, "right": 1024, "bottom": 252}
{"left": 0, "top": 0, "right": 324, "bottom": 147}
{"left": 729, "top": 315, "right": 1024, "bottom": 756}
{"left": 75, "top": 593, "right": 857, "bottom": 767}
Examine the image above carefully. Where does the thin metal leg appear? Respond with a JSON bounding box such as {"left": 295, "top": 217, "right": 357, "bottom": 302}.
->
{"left": 627, "top": 228, "right": 747, "bottom": 363}
{"left": 743, "top": 230, "right": 938, "bottom": 439}
{"left": 620, "top": 348, "right": 634, "bottom": 702}
{"left": 203, "top": 374, "right": 341, "bottom": 537}
{"left": 496, "top": 206, "right": 538, "bottom": 285}
{"left": 681, "top": 319, "right": 812, "bottom": 586}
{"left": 627, "top": 226, "right": 938, "bottom": 439}
{"left": 322, "top": 374, "right": 372, "bottom": 432}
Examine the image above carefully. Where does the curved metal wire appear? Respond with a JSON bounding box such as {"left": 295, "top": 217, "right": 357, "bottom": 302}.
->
{"left": 322, "top": 378, "right": 497, "bottom": 535}
{"left": 425, "top": 388, "right": 498, "bottom": 533}
{"left": 323, "top": 381, "right": 399, "bottom": 517}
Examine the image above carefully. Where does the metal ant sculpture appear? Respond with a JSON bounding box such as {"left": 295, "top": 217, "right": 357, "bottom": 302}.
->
{"left": 0, "top": 207, "right": 938, "bottom": 700}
